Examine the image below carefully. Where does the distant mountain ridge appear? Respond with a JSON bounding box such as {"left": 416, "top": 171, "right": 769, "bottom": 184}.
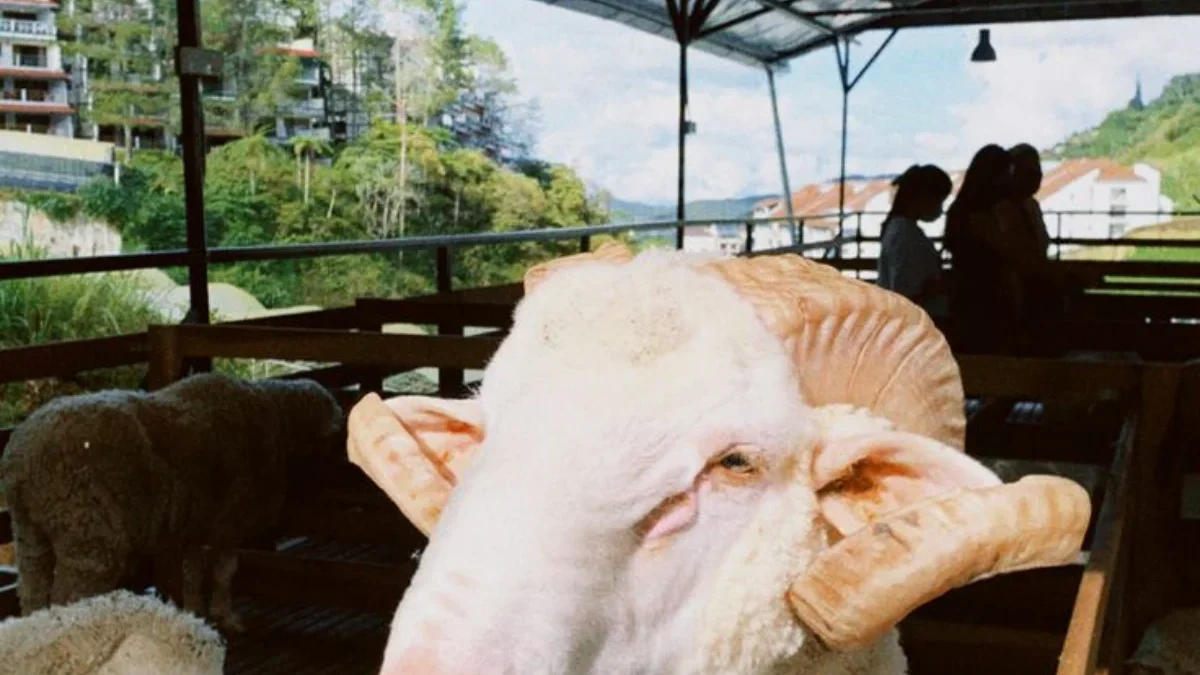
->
{"left": 603, "top": 173, "right": 901, "bottom": 225}
{"left": 604, "top": 195, "right": 776, "bottom": 224}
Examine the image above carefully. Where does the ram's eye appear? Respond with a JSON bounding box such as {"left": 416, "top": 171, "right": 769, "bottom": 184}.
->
{"left": 720, "top": 452, "right": 753, "bottom": 471}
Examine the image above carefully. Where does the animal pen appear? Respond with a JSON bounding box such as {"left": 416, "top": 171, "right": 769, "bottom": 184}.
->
{"left": 0, "top": 1, "right": 1199, "bottom": 674}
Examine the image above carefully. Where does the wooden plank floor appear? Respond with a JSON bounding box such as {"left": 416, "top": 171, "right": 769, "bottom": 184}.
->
{"left": 225, "top": 596, "right": 390, "bottom": 675}
{"left": 225, "top": 536, "right": 401, "bottom": 675}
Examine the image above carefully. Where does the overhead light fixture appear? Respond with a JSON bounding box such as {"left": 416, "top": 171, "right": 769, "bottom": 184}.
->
{"left": 971, "top": 28, "right": 997, "bottom": 62}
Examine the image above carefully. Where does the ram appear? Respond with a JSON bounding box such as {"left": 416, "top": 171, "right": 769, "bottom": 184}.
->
{"left": 349, "top": 243, "right": 1091, "bottom": 675}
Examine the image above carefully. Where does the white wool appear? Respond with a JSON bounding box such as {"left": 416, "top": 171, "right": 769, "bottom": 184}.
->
{"left": 0, "top": 590, "right": 225, "bottom": 675}
{"left": 688, "top": 406, "right": 905, "bottom": 675}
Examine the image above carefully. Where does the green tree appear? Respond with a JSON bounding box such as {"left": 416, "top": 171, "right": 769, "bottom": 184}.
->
{"left": 290, "top": 136, "right": 332, "bottom": 205}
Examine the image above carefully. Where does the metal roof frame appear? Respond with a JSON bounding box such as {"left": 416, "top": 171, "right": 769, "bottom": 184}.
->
{"left": 529, "top": 1, "right": 1200, "bottom": 67}
{"left": 526, "top": 0, "right": 1200, "bottom": 249}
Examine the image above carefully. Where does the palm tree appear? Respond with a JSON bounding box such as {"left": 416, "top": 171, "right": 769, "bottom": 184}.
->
{"left": 290, "top": 136, "right": 332, "bottom": 206}
{"left": 235, "top": 131, "right": 274, "bottom": 196}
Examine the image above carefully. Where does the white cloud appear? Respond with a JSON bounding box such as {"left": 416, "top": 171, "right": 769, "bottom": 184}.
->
{"left": 948, "top": 17, "right": 1200, "bottom": 160}
{"left": 462, "top": 3, "right": 1200, "bottom": 202}
{"left": 464, "top": 0, "right": 861, "bottom": 202}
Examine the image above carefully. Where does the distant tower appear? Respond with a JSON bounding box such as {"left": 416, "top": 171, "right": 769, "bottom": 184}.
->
{"left": 1130, "top": 74, "right": 1145, "bottom": 111}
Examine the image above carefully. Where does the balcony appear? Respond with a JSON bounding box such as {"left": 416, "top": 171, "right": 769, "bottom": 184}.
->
{"left": 0, "top": 17, "right": 55, "bottom": 40}
{"left": 285, "top": 98, "right": 325, "bottom": 118}
{"left": 0, "top": 87, "right": 70, "bottom": 114}
{"left": 2, "top": 87, "right": 61, "bottom": 103}
{"left": 2, "top": 53, "right": 50, "bottom": 69}
{"left": 296, "top": 67, "right": 321, "bottom": 85}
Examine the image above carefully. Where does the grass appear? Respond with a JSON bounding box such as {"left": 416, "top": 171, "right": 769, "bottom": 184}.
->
{"left": 0, "top": 245, "right": 301, "bottom": 428}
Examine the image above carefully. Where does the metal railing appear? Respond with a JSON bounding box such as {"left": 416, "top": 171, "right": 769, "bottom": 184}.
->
{"left": 1, "top": 209, "right": 1198, "bottom": 284}
{"left": 0, "top": 216, "right": 827, "bottom": 282}
{"left": 3, "top": 54, "right": 50, "bottom": 69}
{"left": 1, "top": 88, "right": 64, "bottom": 104}
{"left": 0, "top": 18, "right": 56, "bottom": 38}
{"left": 285, "top": 98, "right": 325, "bottom": 118}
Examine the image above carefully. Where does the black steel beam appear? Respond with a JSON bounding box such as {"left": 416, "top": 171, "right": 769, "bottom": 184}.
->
{"left": 175, "top": 0, "right": 210, "bottom": 325}
{"left": 807, "top": 0, "right": 1200, "bottom": 22}
{"left": 772, "top": 0, "right": 1200, "bottom": 62}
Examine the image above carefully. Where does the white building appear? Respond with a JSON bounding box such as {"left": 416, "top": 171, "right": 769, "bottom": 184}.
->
{"left": 0, "top": 0, "right": 73, "bottom": 137}
{"left": 750, "top": 179, "right": 895, "bottom": 259}
{"left": 1035, "top": 158, "right": 1174, "bottom": 242}
{"left": 681, "top": 221, "right": 794, "bottom": 256}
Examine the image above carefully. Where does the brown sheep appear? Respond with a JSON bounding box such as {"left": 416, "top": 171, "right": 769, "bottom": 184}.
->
{"left": 0, "top": 373, "right": 342, "bottom": 633}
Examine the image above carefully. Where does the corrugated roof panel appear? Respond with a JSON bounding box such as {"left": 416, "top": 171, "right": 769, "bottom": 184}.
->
{"left": 526, "top": 0, "right": 1200, "bottom": 67}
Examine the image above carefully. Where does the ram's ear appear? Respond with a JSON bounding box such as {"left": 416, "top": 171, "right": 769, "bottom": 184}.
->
{"left": 813, "top": 430, "right": 1001, "bottom": 538}
{"left": 347, "top": 394, "right": 484, "bottom": 536}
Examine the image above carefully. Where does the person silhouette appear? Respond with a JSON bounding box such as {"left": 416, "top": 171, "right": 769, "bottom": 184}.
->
{"left": 877, "top": 164, "right": 953, "bottom": 319}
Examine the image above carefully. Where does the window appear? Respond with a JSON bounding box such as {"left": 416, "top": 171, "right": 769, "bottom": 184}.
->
{"left": 13, "top": 45, "right": 47, "bottom": 68}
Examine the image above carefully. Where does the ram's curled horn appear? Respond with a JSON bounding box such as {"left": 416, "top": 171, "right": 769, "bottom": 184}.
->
{"left": 697, "top": 254, "right": 966, "bottom": 449}
{"left": 691, "top": 253, "right": 1089, "bottom": 651}
{"left": 788, "top": 475, "right": 1092, "bottom": 651}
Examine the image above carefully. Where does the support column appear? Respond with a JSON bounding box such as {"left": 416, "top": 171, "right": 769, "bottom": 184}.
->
{"left": 175, "top": 0, "right": 210, "bottom": 326}
{"left": 766, "top": 64, "right": 797, "bottom": 246}
{"left": 834, "top": 30, "right": 898, "bottom": 256}
{"left": 676, "top": 40, "right": 688, "bottom": 250}
{"left": 667, "top": 0, "right": 721, "bottom": 251}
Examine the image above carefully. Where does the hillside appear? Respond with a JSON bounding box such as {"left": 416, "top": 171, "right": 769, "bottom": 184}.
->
{"left": 1049, "top": 73, "right": 1200, "bottom": 209}
{"left": 606, "top": 194, "right": 776, "bottom": 224}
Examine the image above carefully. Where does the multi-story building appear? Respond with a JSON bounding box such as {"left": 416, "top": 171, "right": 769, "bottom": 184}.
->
{"left": 0, "top": 0, "right": 73, "bottom": 137}
{"left": 268, "top": 38, "right": 330, "bottom": 142}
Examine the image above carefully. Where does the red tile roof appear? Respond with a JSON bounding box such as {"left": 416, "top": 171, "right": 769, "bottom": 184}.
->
{"left": 1036, "top": 158, "right": 1144, "bottom": 200}
{"left": 0, "top": 67, "right": 69, "bottom": 81}
{"left": 265, "top": 45, "right": 320, "bottom": 58}
{"left": 763, "top": 158, "right": 1144, "bottom": 228}
{"left": 845, "top": 179, "right": 893, "bottom": 211}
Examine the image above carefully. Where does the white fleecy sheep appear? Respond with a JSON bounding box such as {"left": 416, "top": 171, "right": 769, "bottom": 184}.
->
{"left": 0, "top": 372, "right": 343, "bottom": 632}
{"left": 0, "top": 589, "right": 225, "bottom": 675}
{"left": 346, "top": 243, "right": 1093, "bottom": 675}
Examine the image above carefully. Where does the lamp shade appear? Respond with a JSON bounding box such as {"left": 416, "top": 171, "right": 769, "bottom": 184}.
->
{"left": 972, "top": 29, "right": 997, "bottom": 62}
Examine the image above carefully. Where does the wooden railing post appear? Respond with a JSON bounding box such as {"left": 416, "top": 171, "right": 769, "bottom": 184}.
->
{"left": 354, "top": 299, "right": 385, "bottom": 395}
{"left": 436, "top": 247, "right": 465, "bottom": 398}
{"left": 1123, "top": 364, "right": 1185, "bottom": 665}
{"left": 146, "top": 325, "right": 184, "bottom": 390}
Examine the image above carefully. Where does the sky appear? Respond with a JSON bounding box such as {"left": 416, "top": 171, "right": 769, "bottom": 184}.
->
{"left": 455, "top": 2, "right": 1200, "bottom": 205}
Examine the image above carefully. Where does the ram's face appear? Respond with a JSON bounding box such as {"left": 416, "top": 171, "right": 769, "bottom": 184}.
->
{"left": 348, "top": 247, "right": 1093, "bottom": 675}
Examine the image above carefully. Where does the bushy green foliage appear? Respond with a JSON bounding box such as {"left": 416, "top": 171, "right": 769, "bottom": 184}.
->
{"left": 0, "top": 243, "right": 166, "bottom": 426}
{"left": 0, "top": 0, "right": 615, "bottom": 425}
{"left": 60, "top": 117, "right": 611, "bottom": 308}
{"left": 1050, "top": 74, "right": 1200, "bottom": 209}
